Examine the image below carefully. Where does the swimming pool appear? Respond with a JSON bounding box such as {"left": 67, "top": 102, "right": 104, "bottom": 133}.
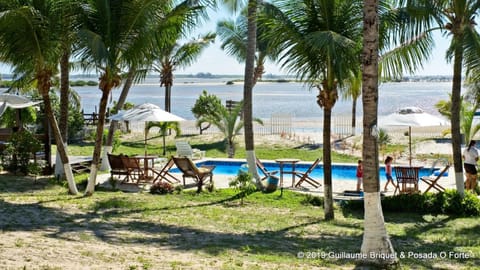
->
{"left": 170, "top": 160, "right": 434, "bottom": 182}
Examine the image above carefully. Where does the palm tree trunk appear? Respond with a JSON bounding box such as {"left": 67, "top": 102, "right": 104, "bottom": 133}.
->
{"left": 360, "top": 1, "right": 397, "bottom": 267}
{"left": 100, "top": 69, "right": 135, "bottom": 171}
{"left": 55, "top": 50, "right": 70, "bottom": 178}
{"left": 244, "top": 0, "right": 262, "bottom": 185}
{"left": 165, "top": 85, "right": 171, "bottom": 112}
{"left": 351, "top": 98, "right": 357, "bottom": 136}
{"left": 451, "top": 38, "right": 465, "bottom": 196}
{"left": 39, "top": 78, "right": 78, "bottom": 195}
{"left": 86, "top": 87, "right": 110, "bottom": 195}
{"left": 323, "top": 107, "right": 334, "bottom": 220}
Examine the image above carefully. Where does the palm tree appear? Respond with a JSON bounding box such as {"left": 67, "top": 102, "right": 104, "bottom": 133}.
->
{"left": 152, "top": 32, "right": 216, "bottom": 113}
{"left": 101, "top": 1, "right": 209, "bottom": 171}
{"left": 219, "top": 0, "right": 261, "bottom": 185}
{"left": 76, "top": 0, "right": 201, "bottom": 195}
{"left": 360, "top": 0, "right": 397, "bottom": 267}
{"left": 216, "top": 8, "right": 279, "bottom": 85}
{"left": 146, "top": 121, "right": 181, "bottom": 156}
{"left": 261, "top": 0, "right": 364, "bottom": 220}
{"left": 340, "top": 73, "right": 362, "bottom": 136}
{"left": 399, "top": 0, "right": 480, "bottom": 195}
{"left": 0, "top": 0, "right": 78, "bottom": 194}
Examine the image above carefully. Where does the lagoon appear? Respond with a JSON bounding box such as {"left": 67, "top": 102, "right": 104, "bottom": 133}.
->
{"left": 74, "top": 78, "right": 451, "bottom": 121}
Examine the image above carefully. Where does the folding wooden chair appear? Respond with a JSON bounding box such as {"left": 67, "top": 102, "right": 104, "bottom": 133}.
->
{"left": 172, "top": 157, "right": 215, "bottom": 193}
{"left": 255, "top": 158, "right": 278, "bottom": 181}
{"left": 120, "top": 155, "right": 144, "bottom": 184}
{"left": 108, "top": 153, "right": 129, "bottom": 182}
{"left": 420, "top": 165, "right": 450, "bottom": 193}
{"left": 294, "top": 158, "right": 322, "bottom": 188}
{"left": 393, "top": 166, "right": 420, "bottom": 195}
{"left": 152, "top": 158, "right": 180, "bottom": 184}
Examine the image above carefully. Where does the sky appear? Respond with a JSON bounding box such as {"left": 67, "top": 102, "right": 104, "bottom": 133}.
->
{"left": 0, "top": 8, "right": 454, "bottom": 77}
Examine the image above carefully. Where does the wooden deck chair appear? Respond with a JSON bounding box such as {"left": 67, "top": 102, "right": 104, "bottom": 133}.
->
{"left": 108, "top": 153, "right": 129, "bottom": 182}
{"left": 175, "top": 140, "right": 205, "bottom": 160}
{"left": 294, "top": 158, "right": 322, "bottom": 188}
{"left": 420, "top": 165, "right": 450, "bottom": 193}
{"left": 152, "top": 158, "right": 180, "bottom": 184}
{"left": 393, "top": 166, "right": 419, "bottom": 195}
{"left": 255, "top": 158, "right": 278, "bottom": 181}
{"left": 120, "top": 155, "right": 144, "bottom": 184}
{"left": 172, "top": 157, "right": 215, "bottom": 193}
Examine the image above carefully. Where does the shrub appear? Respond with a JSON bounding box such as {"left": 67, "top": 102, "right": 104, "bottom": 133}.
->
{"left": 340, "top": 190, "right": 480, "bottom": 216}
{"left": 1, "top": 130, "right": 41, "bottom": 175}
{"left": 301, "top": 194, "right": 323, "bottom": 207}
{"left": 150, "top": 182, "right": 174, "bottom": 195}
{"left": 229, "top": 170, "right": 257, "bottom": 205}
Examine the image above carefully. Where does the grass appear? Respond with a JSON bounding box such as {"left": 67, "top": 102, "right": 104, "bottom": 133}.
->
{"left": 0, "top": 174, "right": 479, "bottom": 269}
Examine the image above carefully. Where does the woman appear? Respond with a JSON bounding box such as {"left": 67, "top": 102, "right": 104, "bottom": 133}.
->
{"left": 462, "top": 140, "right": 478, "bottom": 191}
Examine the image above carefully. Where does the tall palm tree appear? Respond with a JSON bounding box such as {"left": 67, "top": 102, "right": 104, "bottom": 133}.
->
{"left": 76, "top": 0, "right": 198, "bottom": 195}
{"left": 399, "top": 0, "right": 480, "bottom": 195}
{"left": 216, "top": 8, "right": 279, "bottom": 85}
{"left": 340, "top": 73, "right": 362, "bottom": 136}
{"left": 153, "top": 32, "right": 216, "bottom": 113}
{"left": 360, "top": 0, "right": 397, "bottom": 267}
{"left": 219, "top": 0, "right": 261, "bottom": 185}
{"left": 102, "top": 1, "right": 209, "bottom": 171}
{"left": 261, "top": 0, "right": 364, "bottom": 220}
{"left": 0, "top": 0, "right": 78, "bottom": 194}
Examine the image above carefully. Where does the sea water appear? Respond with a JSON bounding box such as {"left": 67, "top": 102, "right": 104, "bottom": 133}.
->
{"left": 74, "top": 77, "right": 452, "bottom": 120}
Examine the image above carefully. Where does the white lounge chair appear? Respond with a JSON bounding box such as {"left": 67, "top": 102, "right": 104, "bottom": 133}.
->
{"left": 175, "top": 140, "right": 205, "bottom": 160}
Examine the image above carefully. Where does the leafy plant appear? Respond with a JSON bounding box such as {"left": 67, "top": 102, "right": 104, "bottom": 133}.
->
{"left": 150, "top": 181, "right": 175, "bottom": 195}
{"left": 229, "top": 170, "right": 257, "bottom": 205}
{"left": 191, "top": 90, "right": 223, "bottom": 134}
{"left": 1, "top": 130, "right": 41, "bottom": 175}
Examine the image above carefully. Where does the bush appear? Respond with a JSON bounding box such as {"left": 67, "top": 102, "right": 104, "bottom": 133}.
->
{"left": 150, "top": 182, "right": 174, "bottom": 195}
{"left": 1, "top": 130, "right": 41, "bottom": 175}
{"left": 340, "top": 190, "right": 480, "bottom": 216}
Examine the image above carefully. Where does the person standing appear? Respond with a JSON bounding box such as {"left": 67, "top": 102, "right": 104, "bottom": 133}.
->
{"left": 462, "top": 140, "right": 479, "bottom": 191}
{"left": 356, "top": 160, "right": 363, "bottom": 191}
{"left": 384, "top": 156, "right": 395, "bottom": 192}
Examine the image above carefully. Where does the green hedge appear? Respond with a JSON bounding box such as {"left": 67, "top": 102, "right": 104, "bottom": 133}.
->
{"left": 341, "top": 190, "right": 480, "bottom": 216}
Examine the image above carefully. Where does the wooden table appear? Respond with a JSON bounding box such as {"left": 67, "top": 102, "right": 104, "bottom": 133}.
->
{"left": 275, "top": 158, "right": 301, "bottom": 187}
{"left": 134, "top": 155, "right": 158, "bottom": 179}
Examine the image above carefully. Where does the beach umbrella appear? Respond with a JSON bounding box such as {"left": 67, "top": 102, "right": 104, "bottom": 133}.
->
{"left": 0, "top": 94, "right": 42, "bottom": 117}
{"left": 109, "top": 103, "right": 185, "bottom": 156}
{"left": 379, "top": 107, "right": 449, "bottom": 166}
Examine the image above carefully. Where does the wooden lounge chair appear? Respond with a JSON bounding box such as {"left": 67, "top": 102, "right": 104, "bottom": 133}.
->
{"left": 255, "top": 158, "right": 278, "bottom": 181}
{"left": 172, "top": 156, "right": 215, "bottom": 193}
{"left": 175, "top": 140, "right": 205, "bottom": 160}
{"left": 420, "top": 165, "right": 450, "bottom": 193}
{"left": 393, "top": 166, "right": 420, "bottom": 195}
{"left": 108, "top": 153, "right": 129, "bottom": 182}
{"left": 152, "top": 158, "right": 180, "bottom": 184}
{"left": 294, "top": 158, "right": 322, "bottom": 188}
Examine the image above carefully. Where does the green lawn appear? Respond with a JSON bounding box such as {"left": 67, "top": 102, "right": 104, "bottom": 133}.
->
{"left": 0, "top": 174, "right": 478, "bottom": 269}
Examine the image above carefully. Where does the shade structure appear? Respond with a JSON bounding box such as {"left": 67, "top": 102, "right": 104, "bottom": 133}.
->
{"left": 108, "top": 103, "right": 185, "bottom": 156}
{"left": 0, "top": 94, "right": 42, "bottom": 117}
{"left": 379, "top": 107, "right": 449, "bottom": 165}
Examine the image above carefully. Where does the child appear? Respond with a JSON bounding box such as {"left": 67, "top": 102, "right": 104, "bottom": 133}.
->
{"left": 384, "top": 156, "right": 395, "bottom": 192}
{"left": 356, "top": 160, "right": 363, "bottom": 191}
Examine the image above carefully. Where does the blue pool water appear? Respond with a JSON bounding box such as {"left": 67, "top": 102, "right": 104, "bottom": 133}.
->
{"left": 170, "top": 160, "right": 434, "bottom": 182}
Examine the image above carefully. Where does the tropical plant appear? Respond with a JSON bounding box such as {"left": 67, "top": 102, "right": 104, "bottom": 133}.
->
{"left": 146, "top": 121, "right": 181, "bottom": 156}
{"left": 0, "top": 0, "right": 79, "bottom": 194}
{"left": 261, "top": 0, "right": 364, "bottom": 220}
{"left": 216, "top": 7, "right": 279, "bottom": 85}
{"left": 399, "top": 0, "right": 480, "bottom": 195}
{"left": 199, "top": 101, "right": 262, "bottom": 158}
{"left": 191, "top": 90, "right": 223, "bottom": 134}
{"left": 229, "top": 170, "right": 257, "bottom": 205}
{"left": 1, "top": 129, "right": 41, "bottom": 175}
{"left": 152, "top": 32, "right": 216, "bottom": 113}
{"left": 76, "top": 0, "right": 206, "bottom": 195}
{"left": 340, "top": 72, "right": 362, "bottom": 135}
{"left": 377, "top": 128, "right": 392, "bottom": 155}
{"left": 435, "top": 94, "right": 480, "bottom": 144}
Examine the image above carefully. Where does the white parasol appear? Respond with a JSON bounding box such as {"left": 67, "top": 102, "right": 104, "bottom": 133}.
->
{"left": 379, "top": 107, "right": 449, "bottom": 165}
{"left": 109, "top": 103, "right": 185, "bottom": 156}
{"left": 0, "top": 94, "right": 42, "bottom": 117}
